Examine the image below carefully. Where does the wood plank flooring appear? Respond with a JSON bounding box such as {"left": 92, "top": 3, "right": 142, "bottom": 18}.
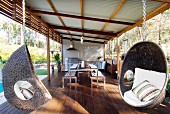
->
{"left": 0, "top": 72, "right": 170, "bottom": 114}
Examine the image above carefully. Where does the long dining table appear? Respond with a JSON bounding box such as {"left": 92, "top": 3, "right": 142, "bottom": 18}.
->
{"left": 69, "top": 64, "right": 100, "bottom": 87}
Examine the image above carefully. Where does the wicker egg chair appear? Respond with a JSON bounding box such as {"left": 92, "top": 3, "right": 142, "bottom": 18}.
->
{"left": 2, "top": 45, "right": 52, "bottom": 110}
{"left": 119, "top": 41, "right": 168, "bottom": 109}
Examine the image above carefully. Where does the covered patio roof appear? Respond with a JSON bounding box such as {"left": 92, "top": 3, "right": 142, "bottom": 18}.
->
{"left": 0, "top": 0, "right": 170, "bottom": 44}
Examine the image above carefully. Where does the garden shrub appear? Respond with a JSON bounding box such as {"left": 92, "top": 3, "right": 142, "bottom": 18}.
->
{"left": 0, "top": 44, "right": 47, "bottom": 64}
{"left": 166, "top": 79, "right": 170, "bottom": 97}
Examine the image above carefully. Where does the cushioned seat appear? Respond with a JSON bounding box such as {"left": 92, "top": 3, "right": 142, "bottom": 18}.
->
{"left": 124, "top": 90, "right": 152, "bottom": 107}
{"left": 123, "top": 68, "right": 165, "bottom": 107}
{"left": 70, "top": 64, "right": 78, "bottom": 69}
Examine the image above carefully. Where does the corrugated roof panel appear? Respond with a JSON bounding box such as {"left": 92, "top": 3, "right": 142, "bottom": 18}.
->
{"left": 69, "top": 32, "right": 81, "bottom": 35}
{"left": 84, "top": 33, "right": 101, "bottom": 37}
{"left": 62, "top": 17, "right": 81, "bottom": 28}
{"left": 113, "top": 0, "right": 163, "bottom": 22}
{"left": 104, "top": 24, "right": 128, "bottom": 33}
{"left": 56, "top": 30, "right": 68, "bottom": 33}
{"left": 26, "top": 0, "right": 51, "bottom": 11}
{"left": 84, "top": 20, "right": 105, "bottom": 31}
{"left": 84, "top": 0, "right": 120, "bottom": 19}
{"left": 40, "top": 15, "right": 62, "bottom": 26}
{"left": 51, "top": 0, "right": 80, "bottom": 14}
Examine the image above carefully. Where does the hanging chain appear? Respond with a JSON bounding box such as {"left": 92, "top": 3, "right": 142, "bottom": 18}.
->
{"left": 21, "top": 0, "right": 26, "bottom": 44}
{"left": 142, "top": 0, "right": 147, "bottom": 41}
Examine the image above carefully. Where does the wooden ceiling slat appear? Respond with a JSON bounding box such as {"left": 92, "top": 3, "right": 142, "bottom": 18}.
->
{"left": 60, "top": 32, "right": 109, "bottom": 40}
{"left": 0, "top": 1, "right": 13, "bottom": 13}
{"left": 31, "top": 10, "right": 135, "bottom": 25}
{"left": 14, "top": 0, "right": 49, "bottom": 27}
{"left": 6, "top": 0, "right": 62, "bottom": 42}
{"left": 50, "top": 24, "right": 117, "bottom": 36}
{"left": 115, "top": 3, "right": 170, "bottom": 40}
{"left": 153, "top": 0, "right": 170, "bottom": 3}
{"left": 63, "top": 37, "right": 104, "bottom": 44}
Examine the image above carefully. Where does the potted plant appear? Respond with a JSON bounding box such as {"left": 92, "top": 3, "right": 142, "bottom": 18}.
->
{"left": 54, "top": 53, "right": 61, "bottom": 72}
{"left": 97, "top": 56, "right": 101, "bottom": 61}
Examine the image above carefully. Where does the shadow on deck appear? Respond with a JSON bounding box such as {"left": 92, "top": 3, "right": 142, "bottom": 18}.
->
{"left": 0, "top": 72, "right": 170, "bottom": 114}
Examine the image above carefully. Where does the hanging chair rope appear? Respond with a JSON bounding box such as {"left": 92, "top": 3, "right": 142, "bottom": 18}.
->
{"left": 142, "top": 0, "right": 147, "bottom": 41}
{"left": 21, "top": 0, "right": 26, "bottom": 45}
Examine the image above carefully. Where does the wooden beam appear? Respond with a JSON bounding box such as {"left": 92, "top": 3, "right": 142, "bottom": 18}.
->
{"left": 47, "top": 29, "right": 50, "bottom": 81}
{"left": 116, "top": 37, "right": 120, "bottom": 79}
{"left": 50, "top": 24, "right": 117, "bottom": 36}
{"left": 104, "top": 44, "right": 106, "bottom": 60}
{"left": 101, "top": 0, "right": 126, "bottom": 31}
{"left": 11, "top": 0, "right": 61, "bottom": 43}
{"left": 63, "top": 37, "right": 104, "bottom": 44}
{"left": 47, "top": 0, "right": 71, "bottom": 35}
{"left": 152, "top": 0, "right": 170, "bottom": 3}
{"left": 114, "top": 3, "right": 170, "bottom": 40}
{"left": 80, "top": 0, "right": 84, "bottom": 36}
{"left": 31, "top": 10, "right": 135, "bottom": 25}
{"left": 59, "top": 32, "right": 109, "bottom": 40}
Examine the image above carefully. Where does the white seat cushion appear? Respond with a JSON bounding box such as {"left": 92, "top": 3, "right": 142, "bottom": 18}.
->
{"left": 65, "top": 71, "right": 76, "bottom": 77}
{"left": 149, "top": 70, "right": 166, "bottom": 90}
{"left": 70, "top": 64, "right": 78, "bottom": 69}
{"left": 124, "top": 90, "right": 152, "bottom": 107}
{"left": 132, "top": 68, "right": 150, "bottom": 89}
{"left": 91, "top": 71, "right": 104, "bottom": 77}
{"left": 89, "top": 64, "right": 97, "bottom": 69}
{"left": 132, "top": 68, "right": 166, "bottom": 91}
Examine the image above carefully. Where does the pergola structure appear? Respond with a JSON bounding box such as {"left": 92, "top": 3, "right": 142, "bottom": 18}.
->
{"left": 0, "top": 0, "right": 170, "bottom": 80}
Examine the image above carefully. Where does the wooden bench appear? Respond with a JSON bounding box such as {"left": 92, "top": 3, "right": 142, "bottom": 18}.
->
{"left": 62, "top": 71, "right": 77, "bottom": 88}
{"left": 90, "top": 70, "right": 105, "bottom": 88}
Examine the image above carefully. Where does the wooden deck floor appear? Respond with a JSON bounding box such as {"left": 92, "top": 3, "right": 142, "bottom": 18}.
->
{"left": 0, "top": 72, "right": 170, "bottom": 114}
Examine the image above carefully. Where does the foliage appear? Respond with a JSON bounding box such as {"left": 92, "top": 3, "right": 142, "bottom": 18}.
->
{"left": 35, "top": 68, "right": 57, "bottom": 75}
{"left": 0, "top": 44, "right": 47, "bottom": 62}
{"left": 166, "top": 79, "right": 170, "bottom": 97}
{"left": 54, "top": 53, "right": 61, "bottom": 64}
{"left": 35, "top": 69, "right": 48, "bottom": 75}
{"left": 169, "top": 68, "right": 170, "bottom": 73}
{"left": 97, "top": 56, "right": 101, "bottom": 60}
{"left": 0, "top": 16, "right": 47, "bottom": 47}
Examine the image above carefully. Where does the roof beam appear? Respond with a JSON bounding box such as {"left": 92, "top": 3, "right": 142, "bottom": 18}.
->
{"left": 47, "top": 0, "right": 71, "bottom": 35}
{"left": 152, "top": 0, "right": 170, "bottom": 3}
{"left": 63, "top": 37, "right": 104, "bottom": 44}
{"left": 101, "top": 0, "right": 126, "bottom": 31}
{"left": 59, "top": 32, "right": 109, "bottom": 40}
{"left": 80, "top": 0, "right": 84, "bottom": 36}
{"left": 115, "top": 3, "right": 170, "bottom": 40}
{"left": 31, "top": 10, "right": 135, "bottom": 25}
{"left": 95, "top": 0, "right": 126, "bottom": 41}
{"left": 50, "top": 24, "right": 117, "bottom": 36}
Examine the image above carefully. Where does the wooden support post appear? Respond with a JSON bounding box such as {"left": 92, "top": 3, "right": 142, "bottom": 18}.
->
{"left": 47, "top": 29, "right": 50, "bottom": 81}
{"left": 103, "top": 43, "right": 106, "bottom": 60}
{"left": 61, "top": 39, "right": 63, "bottom": 64}
{"left": 116, "top": 37, "right": 120, "bottom": 80}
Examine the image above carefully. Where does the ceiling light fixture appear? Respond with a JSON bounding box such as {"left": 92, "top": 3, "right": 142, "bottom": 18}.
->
{"left": 80, "top": 36, "right": 84, "bottom": 44}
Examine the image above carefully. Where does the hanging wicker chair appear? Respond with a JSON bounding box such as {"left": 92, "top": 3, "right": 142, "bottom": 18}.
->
{"left": 2, "top": 45, "right": 52, "bottom": 110}
{"left": 119, "top": 41, "right": 168, "bottom": 108}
